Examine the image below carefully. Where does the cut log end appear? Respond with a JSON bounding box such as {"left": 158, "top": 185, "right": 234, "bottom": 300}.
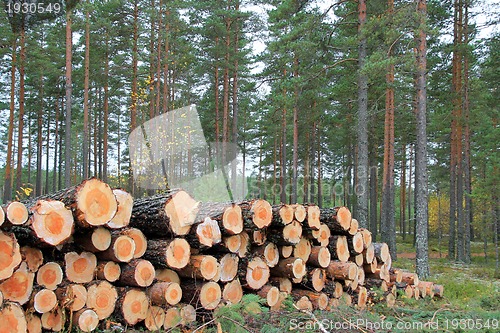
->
{"left": 245, "top": 257, "right": 270, "bottom": 290}
{"left": 326, "top": 261, "right": 358, "bottom": 281}
{"left": 306, "top": 205, "right": 321, "bottom": 230}
{"left": 41, "top": 306, "right": 65, "bottom": 332}
{"left": 293, "top": 238, "right": 312, "bottom": 262}
{"left": 293, "top": 204, "right": 307, "bottom": 222}
{"left": 257, "top": 285, "right": 280, "bottom": 307}
{"left": 251, "top": 199, "right": 272, "bottom": 229}
{"left": 313, "top": 224, "right": 331, "bottom": 247}
{"left": 163, "top": 307, "right": 182, "bottom": 329}
{"left": 65, "top": 251, "right": 97, "bottom": 283}
{"left": 282, "top": 221, "right": 302, "bottom": 245}
{"left": 164, "top": 190, "right": 200, "bottom": 234}
{"left": 33, "top": 289, "right": 57, "bottom": 314}
{"left": 36, "top": 262, "right": 63, "bottom": 290}
{"left": 120, "top": 259, "right": 155, "bottom": 287}
{"left": 26, "top": 312, "right": 42, "bottom": 333}
{"left": 279, "top": 205, "right": 294, "bottom": 225}
{"left": 86, "top": 281, "right": 118, "bottom": 319}
{"left": 180, "top": 304, "right": 196, "bottom": 325}
{"left": 295, "top": 296, "right": 313, "bottom": 311}
{"left": 222, "top": 279, "right": 243, "bottom": 305}
{"left": 76, "top": 178, "right": 118, "bottom": 226}
{"left": 73, "top": 308, "right": 100, "bottom": 332}
{"left": 119, "top": 228, "right": 147, "bottom": 259}
{"left": 178, "top": 255, "right": 219, "bottom": 281}
{"left": 308, "top": 246, "right": 331, "bottom": 268}
{"left": 145, "top": 306, "right": 166, "bottom": 331}
{"left": 224, "top": 234, "right": 242, "bottom": 254}
{"left": 222, "top": 204, "right": 243, "bottom": 234}
{"left": 350, "top": 232, "right": 365, "bottom": 254}
{"left": 166, "top": 238, "right": 191, "bottom": 269}
{"left": 0, "top": 302, "right": 27, "bottom": 332}
{"left": 20, "top": 246, "right": 44, "bottom": 273}
{"left": 199, "top": 281, "right": 222, "bottom": 310}
{"left": 196, "top": 217, "right": 222, "bottom": 248}
{"left": 148, "top": 282, "right": 182, "bottom": 306}
{"left": 348, "top": 218, "right": 359, "bottom": 236}
{"left": 309, "top": 268, "right": 326, "bottom": 292}
{"left": 31, "top": 200, "right": 74, "bottom": 246}
{"left": 219, "top": 253, "right": 239, "bottom": 282}
{"left": 0, "top": 231, "right": 22, "bottom": 281}
{"left": 155, "top": 268, "right": 180, "bottom": 284}
{"left": 95, "top": 261, "right": 121, "bottom": 282}
{"left": 107, "top": 189, "right": 133, "bottom": 229}
{"left": 0, "top": 262, "right": 34, "bottom": 305}
{"left": 56, "top": 284, "right": 87, "bottom": 312}
{"left": 117, "top": 288, "right": 149, "bottom": 325}
{"left": 6, "top": 201, "right": 29, "bottom": 225}
{"left": 336, "top": 207, "right": 352, "bottom": 230}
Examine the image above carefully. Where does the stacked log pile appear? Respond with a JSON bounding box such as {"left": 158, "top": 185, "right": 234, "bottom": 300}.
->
{"left": 0, "top": 178, "right": 443, "bottom": 332}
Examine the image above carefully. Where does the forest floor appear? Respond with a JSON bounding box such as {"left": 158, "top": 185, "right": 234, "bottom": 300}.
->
{"left": 199, "top": 236, "right": 500, "bottom": 333}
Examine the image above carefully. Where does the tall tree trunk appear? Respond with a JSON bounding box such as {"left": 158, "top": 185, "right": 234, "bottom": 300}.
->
{"left": 163, "top": 8, "right": 170, "bottom": 114}
{"left": 463, "top": 0, "right": 472, "bottom": 264}
{"left": 415, "top": 0, "right": 430, "bottom": 278}
{"left": 356, "top": 0, "right": 369, "bottom": 228}
{"left": 231, "top": 2, "right": 240, "bottom": 195}
{"left": 45, "top": 107, "right": 51, "bottom": 195}
{"left": 215, "top": 36, "right": 220, "bottom": 160}
{"left": 36, "top": 73, "right": 44, "bottom": 197}
{"left": 149, "top": 0, "right": 156, "bottom": 119}
{"left": 129, "top": 0, "right": 139, "bottom": 194}
{"left": 408, "top": 144, "right": 413, "bottom": 237}
{"left": 369, "top": 143, "right": 378, "bottom": 241}
{"left": 303, "top": 131, "right": 310, "bottom": 203}
{"left": 381, "top": 0, "right": 397, "bottom": 260}
{"left": 317, "top": 125, "right": 322, "bottom": 207}
{"left": 4, "top": 36, "right": 17, "bottom": 202}
{"left": 222, "top": 12, "right": 231, "bottom": 167}
{"left": 103, "top": 32, "right": 110, "bottom": 183}
{"left": 64, "top": 8, "right": 73, "bottom": 187}
{"left": 155, "top": 0, "right": 163, "bottom": 116}
{"left": 280, "top": 68, "right": 288, "bottom": 204}
{"left": 292, "top": 56, "right": 299, "bottom": 204}
{"left": 83, "top": 6, "right": 90, "bottom": 180}
{"left": 401, "top": 143, "right": 407, "bottom": 240}
{"left": 16, "top": 25, "right": 26, "bottom": 193}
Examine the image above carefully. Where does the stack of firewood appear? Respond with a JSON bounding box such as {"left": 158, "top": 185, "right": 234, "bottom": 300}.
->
{"left": 0, "top": 178, "right": 443, "bottom": 332}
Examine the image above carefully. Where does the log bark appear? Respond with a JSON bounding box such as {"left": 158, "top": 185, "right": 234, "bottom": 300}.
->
{"left": 269, "top": 277, "right": 292, "bottom": 294}
{"left": 107, "top": 189, "right": 132, "bottom": 229}
{"left": 347, "top": 232, "right": 364, "bottom": 255}
{"left": 143, "top": 238, "right": 191, "bottom": 269}
{"left": 256, "top": 284, "right": 280, "bottom": 307}
{"left": 373, "top": 242, "right": 391, "bottom": 263}
{"left": 130, "top": 190, "right": 200, "bottom": 236}
{"left": 155, "top": 268, "right": 180, "bottom": 284}
{"left": 400, "top": 271, "right": 419, "bottom": 285}
{"left": 187, "top": 217, "right": 222, "bottom": 249}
